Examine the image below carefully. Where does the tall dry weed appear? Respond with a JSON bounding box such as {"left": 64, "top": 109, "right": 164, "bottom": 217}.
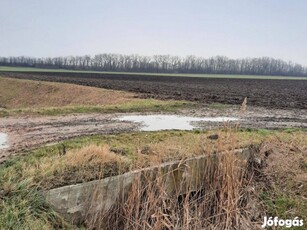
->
{"left": 85, "top": 148, "right": 257, "bottom": 229}
{"left": 240, "top": 97, "right": 247, "bottom": 114}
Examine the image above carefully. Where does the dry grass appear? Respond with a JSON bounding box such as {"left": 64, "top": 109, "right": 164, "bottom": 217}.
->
{"left": 85, "top": 148, "right": 257, "bottom": 230}
{"left": 0, "top": 77, "right": 137, "bottom": 109}
{"left": 30, "top": 129, "right": 252, "bottom": 189}
{"left": 257, "top": 135, "right": 307, "bottom": 220}
{"left": 12, "top": 129, "right": 306, "bottom": 190}
{"left": 263, "top": 135, "right": 307, "bottom": 188}
{"left": 1, "top": 129, "right": 306, "bottom": 229}
{"left": 33, "top": 145, "right": 131, "bottom": 189}
{"left": 79, "top": 131, "right": 307, "bottom": 229}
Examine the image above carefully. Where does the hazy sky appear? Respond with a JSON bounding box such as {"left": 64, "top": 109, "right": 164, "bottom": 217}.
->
{"left": 1, "top": 0, "right": 307, "bottom": 65}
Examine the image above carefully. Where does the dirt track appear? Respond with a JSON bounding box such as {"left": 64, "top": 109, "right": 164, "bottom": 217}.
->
{"left": 0, "top": 114, "right": 138, "bottom": 163}
{"left": 2, "top": 72, "right": 307, "bottom": 109}
{"left": 1, "top": 105, "right": 307, "bottom": 163}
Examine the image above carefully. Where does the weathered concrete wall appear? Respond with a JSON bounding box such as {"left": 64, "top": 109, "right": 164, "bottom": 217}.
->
{"left": 45, "top": 148, "right": 250, "bottom": 223}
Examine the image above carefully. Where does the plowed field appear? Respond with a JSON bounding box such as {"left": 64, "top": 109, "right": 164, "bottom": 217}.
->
{"left": 1, "top": 72, "right": 307, "bottom": 109}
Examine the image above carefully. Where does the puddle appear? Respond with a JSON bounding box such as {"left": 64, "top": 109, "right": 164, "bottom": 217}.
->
{"left": 0, "top": 132, "right": 9, "bottom": 149}
{"left": 117, "top": 115, "right": 239, "bottom": 131}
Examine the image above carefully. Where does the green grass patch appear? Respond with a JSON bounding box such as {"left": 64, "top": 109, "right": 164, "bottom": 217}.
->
{"left": 256, "top": 129, "right": 273, "bottom": 136}
{"left": 0, "top": 183, "right": 70, "bottom": 229}
{"left": 1, "top": 66, "right": 307, "bottom": 80}
{"left": 208, "top": 103, "right": 229, "bottom": 110}
{"left": 260, "top": 192, "right": 306, "bottom": 230}
{"left": 0, "top": 100, "right": 194, "bottom": 117}
{"left": 260, "top": 192, "right": 298, "bottom": 219}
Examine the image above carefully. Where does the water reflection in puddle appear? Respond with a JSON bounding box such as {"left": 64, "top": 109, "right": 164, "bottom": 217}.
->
{"left": 117, "top": 115, "right": 239, "bottom": 131}
{"left": 0, "top": 132, "right": 9, "bottom": 149}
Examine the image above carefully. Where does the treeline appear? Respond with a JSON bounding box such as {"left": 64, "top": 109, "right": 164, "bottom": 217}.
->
{"left": 0, "top": 54, "right": 306, "bottom": 76}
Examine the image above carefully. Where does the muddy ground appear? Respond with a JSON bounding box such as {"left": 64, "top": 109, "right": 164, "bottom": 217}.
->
{"left": 0, "top": 114, "right": 137, "bottom": 163}
{"left": 2, "top": 72, "right": 307, "bottom": 109}
{"left": 1, "top": 105, "right": 307, "bottom": 163}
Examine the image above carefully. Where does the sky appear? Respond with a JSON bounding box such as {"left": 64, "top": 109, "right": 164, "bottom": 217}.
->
{"left": 1, "top": 0, "right": 307, "bottom": 65}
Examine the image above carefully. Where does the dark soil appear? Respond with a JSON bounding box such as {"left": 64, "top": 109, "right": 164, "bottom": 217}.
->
{"left": 1, "top": 72, "right": 307, "bottom": 109}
